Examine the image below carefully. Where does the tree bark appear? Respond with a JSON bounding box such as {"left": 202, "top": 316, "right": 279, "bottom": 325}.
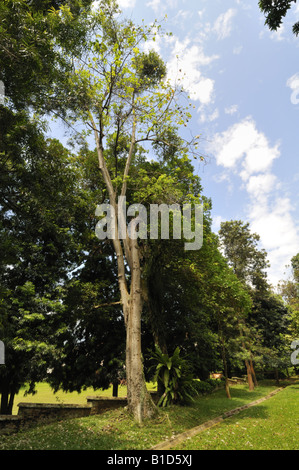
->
{"left": 245, "top": 359, "right": 255, "bottom": 391}
{"left": 275, "top": 368, "right": 279, "bottom": 386}
{"left": 112, "top": 382, "right": 119, "bottom": 397}
{"left": 237, "top": 318, "right": 255, "bottom": 391}
{"left": 125, "top": 237, "right": 157, "bottom": 422}
{"left": 220, "top": 335, "right": 231, "bottom": 399}
{"left": 0, "top": 383, "right": 15, "bottom": 415}
{"left": 250, "top": 358, "right": 258, "bottom": 387}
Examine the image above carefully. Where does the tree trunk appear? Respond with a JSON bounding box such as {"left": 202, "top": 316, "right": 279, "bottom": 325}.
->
{"left": 112, "top": 382, "right": 119, "bottom": 397}
{"left": 237, "top": 320, "right": 255, "bottom": 391}
{"left": 124, "top": 238, "right": 157, "bottom": 422}
{"left": 221, "top": 337, "right": 231, "bottom": 399}
{"left": 245, "top": 359, "right": 255, "bottom": 391}
{"left": 111, "top": 222, "right": 157, "bottom": 422}
{"left": 275, "top": 368, "right": 279, "bottom": 386}
{"left": 250, "top": 358, "right": 258, "bottom": 387}
{"left": 0, "top": 383, "right": 15, "bottom": 415}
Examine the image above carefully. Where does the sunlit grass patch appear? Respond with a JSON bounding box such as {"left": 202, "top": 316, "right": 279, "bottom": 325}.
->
{"left": 173, "top": 383, "right": 299, "bottom": 450}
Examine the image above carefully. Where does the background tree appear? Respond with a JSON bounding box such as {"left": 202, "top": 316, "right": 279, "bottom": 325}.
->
{"left": 218, "top": 220, "right": 270, "bottom": 388}
{"left": 277, "top": 253, "right": 299, "bottom": 370}
{"left": 46, "top": 144, "right": 126, "bottom": 397}
{"left": 249, "top": 290, "right": 291, "bottom": 382}
{"left": 0, "top": 111, "right": 90, "bottom": 413}
{"left": 0, "top": 0, "right": 96, "bottom": 414}
{"left": 0, "top": 0, "right": 93, "bottom": 113}
{"left": 218, "top": 220, "right": 269, "bottom": 290}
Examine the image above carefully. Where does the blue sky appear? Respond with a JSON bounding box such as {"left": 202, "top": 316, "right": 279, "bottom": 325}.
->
{"left": 109, "top": 0, "right": 299, "bottom": 288}
{"left": 51, "top": 0, "right": 299, "bottom": 287}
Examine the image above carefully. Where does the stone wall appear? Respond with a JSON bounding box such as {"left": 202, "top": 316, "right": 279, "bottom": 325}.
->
{"left": 87, "top": 396, "right": 127, "bottom": 415}
{"left": 0, "top": 416, "right": 22, "bottom": 435}
{"left": 17, "top": 402, "right": 92, "bottom": 423}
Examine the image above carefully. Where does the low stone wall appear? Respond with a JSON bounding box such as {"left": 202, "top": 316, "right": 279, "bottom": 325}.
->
{"left": 0, "top": 416, "right": 22, "bottom": 435}
{"left": 87, "top": 392, "right": 159, "bottom": 414}
{"left": 87, "top": 396, "right": 127, "bottom": 415}
{"left": 228, "top": 376, "right": 247, "bottom": 385}
{"left": 17, "top": 402, "right": 92, "bottom": 424}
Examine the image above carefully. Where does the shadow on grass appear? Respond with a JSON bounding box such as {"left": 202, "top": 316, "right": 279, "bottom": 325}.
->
{"left": 0, "top": 414, "right": 135, "bottom": 451}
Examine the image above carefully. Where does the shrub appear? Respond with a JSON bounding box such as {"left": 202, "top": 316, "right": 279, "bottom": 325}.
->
{"left": 149, "top": 346, "right": 196, "bottom": 407}
{"left": 187, "top": 378, "right": 223, "bottom": 397}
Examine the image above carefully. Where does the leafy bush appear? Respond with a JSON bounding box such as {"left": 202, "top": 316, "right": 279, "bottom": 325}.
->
{"left": 187, "top": 378, "right": 223, "bottom": 397}
{"left": 149, "top": 346, "right": 196, "bottom": 407}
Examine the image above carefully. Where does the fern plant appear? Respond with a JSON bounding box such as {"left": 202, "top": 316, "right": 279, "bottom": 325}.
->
{"left": 150, "top": 346, "right": 196, "bottom": 407}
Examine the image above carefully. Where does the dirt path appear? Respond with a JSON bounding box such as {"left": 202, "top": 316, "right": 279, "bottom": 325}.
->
{"left": 150, "top": 387, "right": 284, "bottom": 450}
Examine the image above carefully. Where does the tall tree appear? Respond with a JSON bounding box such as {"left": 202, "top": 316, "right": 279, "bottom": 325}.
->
{"left": 57, "top": 1, "right": 203, "bottom": 422}
{"left": 218, "top": 220, "right": 269, "bottom": 290}
{"left": 249, "top": 289, "right": 291, "bottom": 382}
{"left": 277, "top": 253, "right": 299, "bottom": 347}
{"left": 218, "top": 220, "right": 271, "bottom": 388}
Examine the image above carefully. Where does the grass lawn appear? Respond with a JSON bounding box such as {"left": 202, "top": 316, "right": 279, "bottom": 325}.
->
{"left": 1, "top": 379, "right": 297, "bottom": 450}
{"left": 173, "top": 382, "right": 299, "bottom": 450}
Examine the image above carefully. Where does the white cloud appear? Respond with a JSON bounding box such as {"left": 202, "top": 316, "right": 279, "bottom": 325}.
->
{"left": 118, "top": 0, "right": 136, "bottom": 7}
{"left": 213, "top": 9, "right": 236, "bottom": 40}
{"left": 245, "top": 173, "right": 279, "bottom": 204}
{"left": 248, "top": 196, "right": 299, "bottom": 285}
{"left": 146, "top": 0, "right": 160, "bottom": 12}
{"left": 199, "top": 107, "right": 219, "bottom": 123}
{"left": 166, "top": 37, "right": 218, "bottom": 104}
{"left": 286, "top": 73, "right": 299, "bottom": 91}
{"left": 209, "top": 117, "right": 280, "bottom": 175}
{"left": 233, "top": 45, "right": 243, "bottom": 55}
{"left": 225, "top": 104, "right": 238, "bottom": 115}
{"left": 287, "top": 72, "right": 299, "bottom": 105}
{"left": 270, "top": 24, "right": 286, "bottom": 42}
{"left": 147, "top": 0, "right": 182, "bottom": 13}
{"left": 213, "top": 171, "right": 234, "bottom": 193}
{"left": 212, "top": 214, "right": 225, "bottom": 233}
{"left": 210, "top": 118, "right": 299, "bottom": 286}
{"left": 93, "top": 0, "right": 136, "bottom": 9}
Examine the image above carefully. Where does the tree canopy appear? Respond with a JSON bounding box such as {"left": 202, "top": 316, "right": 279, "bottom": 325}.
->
{"left": 259, "top": 0, "right": 299, "bottom": 35}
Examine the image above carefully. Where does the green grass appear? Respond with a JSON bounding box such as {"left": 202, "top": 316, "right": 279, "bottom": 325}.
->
{"left": 11, "top": 381, "right": 137, "bottom": 415}
{"left": 173, "top": 382, "right": 299, "bottom": 450}
{"left": 2, "top": 380, "right": 297, "bottom": 450}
